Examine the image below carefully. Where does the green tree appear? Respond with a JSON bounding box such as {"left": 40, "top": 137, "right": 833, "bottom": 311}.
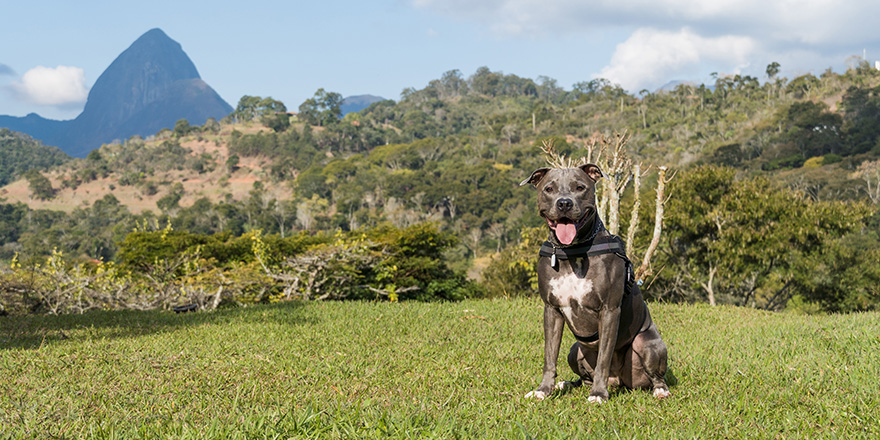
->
{"left": 157, "top": 183, "right": 185, "bottom": 214}
{"left": 24, "top": 169, "right": 55, "bottom": 201}
{"left": 226, "top": 154, "right": 240, "bottom": 173}
{"left": 203, "top": 117, "right": 221, "bottom": 133}
{"left": 86, "top": 149, "right": 103, "bottom": 163}
{"left": 658, "top": 166, "right": 870, "bottom": 310}
{"left": 536, "top": 75, "right": 568, "bottom": 104}
{"left": 173, "top": 119, "right": 193, "bottom": 138}
{"left": 437, "top": 69, "right": 468, "bottom": 98}
{"left": 792, "top": 233, "right": 880, "bottom": 312}
{"left": 841, "top": 84, "right": 880, "bottom": 155}
{"left": 780, "top": 101, "right": 843, "bottom": 158}
{"left": 234, "top": 95, "right": 262, "bottom": 122}
{"left": 298, "top": 88, "right": 343, "bottom": 127}
{"left": 234, "top": 96, "right": 286, "bottom": 123}
{"left": 766, "top": 62, "right": 781, "bottom": 80}
{"left": 468, "top": 66, "right": 501, "bottom": 96}
{"left": 786, "top": 74, "right": 820, "bottom": 99}
{"left": 263, "top": 112, "right": 290, "bottom": 132}
{"left": 256, "top": 97, "right": 289, "bottom": 132}
{"left": 0, "top": 202, "right": 30, "bottom": 257}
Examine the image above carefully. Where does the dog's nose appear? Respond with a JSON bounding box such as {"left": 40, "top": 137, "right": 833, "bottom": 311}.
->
{"left": 556, "top": 198, "right": 573, "bottom": 212}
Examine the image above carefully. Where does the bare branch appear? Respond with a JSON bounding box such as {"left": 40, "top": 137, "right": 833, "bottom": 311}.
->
{"left": 635, "top": 166, "right": 669, "bottom": 283}
{"left": 625, "top": 163, "right": 642, "bottom": 258}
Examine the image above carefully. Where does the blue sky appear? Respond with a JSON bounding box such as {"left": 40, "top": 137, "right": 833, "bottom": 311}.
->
{"left": 3, "top": 0, "right": 880, "bottom": 120}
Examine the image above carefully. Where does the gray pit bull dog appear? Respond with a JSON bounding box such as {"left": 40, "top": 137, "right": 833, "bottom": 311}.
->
{"left": 520, "top": 163, "right": 671, "bottom": 403}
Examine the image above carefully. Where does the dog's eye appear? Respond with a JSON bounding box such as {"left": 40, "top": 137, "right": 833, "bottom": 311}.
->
{"left": 544, "top": 186, "right": 555, "bottom": 193}
{"left": 576, "top": 185, "right": 586, "bottom": 191}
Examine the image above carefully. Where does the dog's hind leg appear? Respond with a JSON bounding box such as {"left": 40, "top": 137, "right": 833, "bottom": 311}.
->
{"left": 566, "top": 342, "right": 596, "bottom": 387}
{"left": 629, "top": 324, "right": 671, "bottom": 399}
{"left": 548, "top": 342, "right": 588, "bottom": 394}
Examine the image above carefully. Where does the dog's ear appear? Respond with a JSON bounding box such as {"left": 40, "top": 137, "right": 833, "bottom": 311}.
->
{"left": 579, "top": 163, "right": 604, "bottom": 181}
{"left": 520, "top": 168, "right": 550, "bottom": 187}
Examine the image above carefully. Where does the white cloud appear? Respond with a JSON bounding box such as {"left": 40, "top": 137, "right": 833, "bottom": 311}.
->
{"left": 412, "top": 0, "right": 880, "bottom": 85}
{"left": 412, "top": 0, "right": 880, "bottom": 45}
{"left": 9, "top": 65, "right": 89, "bottom": 107}
{"left": 596, "top": 28, "right": 757, "bottom": 92}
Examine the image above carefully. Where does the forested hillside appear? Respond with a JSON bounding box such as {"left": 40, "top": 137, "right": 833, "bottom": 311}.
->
{"left": 2, "top": 63, "right": 879, "bottom": 314}
{"left": 0, "top": 129, "right": 70, "bottom": 186}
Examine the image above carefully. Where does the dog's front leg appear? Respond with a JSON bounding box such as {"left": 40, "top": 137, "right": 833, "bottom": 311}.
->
{"left": 589, "top": 307, "right": 621, "bottom": 403}
{"left": 525, "top": 304, "right": 565, "bottom": 400}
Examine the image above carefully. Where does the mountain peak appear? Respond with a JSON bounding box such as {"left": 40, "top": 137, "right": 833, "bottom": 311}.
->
{"left": 61, "top": 29, "right": 230, "bottom": 156}
{"left": 122, "top": 28, "right": 195, "bottom": 74}
{"left": 84, "top": 28, "right": 201, "bottom": 111}
{"left": 341, "top": 94, "right": 387, "bottom": 115}
{"left": 0, "top": 28, "right": 232, "bottom": 157}
{"left": 140, "top": 27, "right": 171, "bottom": 39}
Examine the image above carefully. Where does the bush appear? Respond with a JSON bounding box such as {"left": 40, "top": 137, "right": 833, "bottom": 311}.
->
{"left": 1, "top": 250, "right": 136, "bottom": 315}
{"left": 264, "top": 223, "right": 485, "bottom": 302}
{"left": 803, "top": 156, "right": 824, "bottom": 168}
{"left": 823, "top": 153, "right": 843, "bottom": 165}
{"left": 481, "top": 227, "right": 544, "bottom": 298}
{"left": 2, "top": 223, "right": 483, "bottom": 314}
{"left": 116, "top": 228, "right": 327, "bottom": 272}
{"left": 761, "top": 153, "right": 805, "bottom": 171}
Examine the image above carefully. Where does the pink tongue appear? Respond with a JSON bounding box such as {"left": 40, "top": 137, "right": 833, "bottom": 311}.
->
{"left": 555, "top": 223, "right": 577, "bottom": 245}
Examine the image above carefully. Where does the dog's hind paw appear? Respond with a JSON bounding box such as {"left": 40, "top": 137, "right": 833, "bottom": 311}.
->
{"left": 554, "top": 381, "right": 572, "bottom": 391}
{"left": 587, "top": 395, "right": 607, "bottom": 404}
{"left": 607, "top": 377, "right": 620, "bottom": 390}
{"left": 653, "top": 388, "right": 671, "bottom": 399}
{"left": 554, "top": 380, "right": 581, "bottom": 393}
{"left": 524, "top": 390, "right": 547, "bottom": 400}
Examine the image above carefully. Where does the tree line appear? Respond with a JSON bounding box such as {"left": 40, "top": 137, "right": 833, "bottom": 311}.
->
{"left": 2, "top": 63, "right": 880, "bottom": 314}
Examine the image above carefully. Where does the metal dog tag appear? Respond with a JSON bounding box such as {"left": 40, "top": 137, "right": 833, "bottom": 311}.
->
{"left": 550, "top": 253, "right": 557, "bottom": 268}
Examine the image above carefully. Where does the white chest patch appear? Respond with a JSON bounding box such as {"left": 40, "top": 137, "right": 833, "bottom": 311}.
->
{"left": 548, "top": 273, "right": 593, "bottom": 305}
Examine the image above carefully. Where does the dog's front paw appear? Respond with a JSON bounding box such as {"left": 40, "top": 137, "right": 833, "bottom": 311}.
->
{"left": 524, "top": 390, "right": 548, "bottom": 400}
{"left": 653, "top": 388, "right": 671, "bottom": 399}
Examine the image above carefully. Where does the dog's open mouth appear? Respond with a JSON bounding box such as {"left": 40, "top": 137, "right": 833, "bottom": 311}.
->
{"left": 547, "top": 218, "right": 577, "bottom": 245}
{"left": 546, "top": 212, "right": 590, "bottom": 245}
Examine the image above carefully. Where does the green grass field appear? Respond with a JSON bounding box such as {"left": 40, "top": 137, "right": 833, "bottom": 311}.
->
{"left": 2, "top": 298, "right": 879, "bottom": 439}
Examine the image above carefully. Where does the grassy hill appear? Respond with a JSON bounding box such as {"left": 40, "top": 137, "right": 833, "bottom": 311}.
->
{"left": 2, "top": 298, "right": 878, "bottom": 438}
{"left": 0, "top": 123, "right": 288, "bottom": 213}
{"left": 4, "top": 66, "right": 880, "bottom": 219}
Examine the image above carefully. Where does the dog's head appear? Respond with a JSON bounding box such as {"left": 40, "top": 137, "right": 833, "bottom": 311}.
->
{"left": 520, "top": 164, "right": 603, "bottom": 246}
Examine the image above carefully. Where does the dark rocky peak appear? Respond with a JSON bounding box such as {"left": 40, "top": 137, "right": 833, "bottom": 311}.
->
{"left": 79, "top": 28, "right": 202, "bottom": 123}
{"left": 1, "top": 28, "right": 232, "bottom": 157}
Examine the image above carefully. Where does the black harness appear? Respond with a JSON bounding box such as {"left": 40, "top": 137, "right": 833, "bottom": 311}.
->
{"left": 539, "top": 234, "right": 635, "bottom": 293}
{"left": 538, "top": 235, "right": 628, "bottom": 261}
{"left": 538, "top": 221, "right": 637, "bottom": 344}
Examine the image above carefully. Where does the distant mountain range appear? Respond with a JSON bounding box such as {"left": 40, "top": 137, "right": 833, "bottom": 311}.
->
{"left": 341, "top": 94, "right": 386, "bottom": 115}
{"left": 0, "top": 29, "right": 233, "bottom": 158}
{"left": 654, "top": 80, "right": 716, "bottom": 93}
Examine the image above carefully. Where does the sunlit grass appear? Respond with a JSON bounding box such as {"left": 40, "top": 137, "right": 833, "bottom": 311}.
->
{"left": 2, "top": 298, "right": 879, "bottom": 439}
